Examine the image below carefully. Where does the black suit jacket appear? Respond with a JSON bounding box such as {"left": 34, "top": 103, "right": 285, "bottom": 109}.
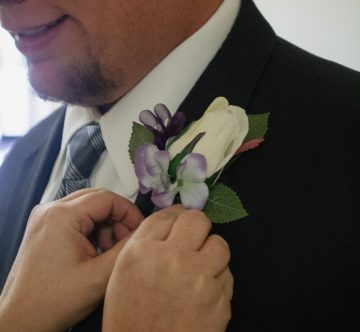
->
{"left": 1, "top": 1, "right": 360, "bottom": 331}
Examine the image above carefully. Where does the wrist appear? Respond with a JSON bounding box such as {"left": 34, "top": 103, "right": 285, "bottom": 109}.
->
{"left": 0, "top": 304, "right": 24, "bottom": 332}
{"left": 0, "top": 301, "right": 64, "bottom": 332}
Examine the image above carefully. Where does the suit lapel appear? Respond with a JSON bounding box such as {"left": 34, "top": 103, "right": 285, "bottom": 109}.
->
{"left": 0, "top": 107, "right": 66, "bottom": 287}
{"left": 178, "top": 0, "right": 276, "bottom": 123}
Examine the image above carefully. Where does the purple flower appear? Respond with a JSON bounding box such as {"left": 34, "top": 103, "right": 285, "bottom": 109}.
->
{"left": 135, "top": 144, "right": 171, "bottom": 194}
{"left": 139, "top": 104, "right": 186, "bottom": 150}
{"left": 152, "top": 153, "right": 209, "bottom": 210}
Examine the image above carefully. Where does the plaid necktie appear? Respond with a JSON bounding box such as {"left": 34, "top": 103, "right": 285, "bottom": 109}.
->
{"left": 54, "top": 123, "right": 106, "bottom": 199}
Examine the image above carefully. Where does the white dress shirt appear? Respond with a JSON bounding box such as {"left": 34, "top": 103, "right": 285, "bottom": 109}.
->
{"left": 41, "top": 0, "right": 241, "bottom": 203}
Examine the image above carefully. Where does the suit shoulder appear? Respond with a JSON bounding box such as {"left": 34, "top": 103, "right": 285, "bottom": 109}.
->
{"left": 255, "top": 37, "right": 360, "bottom": 120}
{"left": 8, "top": 106, "right": 65, "bottom": 156}
{"left": 1, "top": 105, "right": 66, "bottom": 168}
{"left": 23, "top": 105, "right": 66, "bottom": 142}
{"left": 268, "top": 37, "right": 360, "bottom": 99}
{"left": 249, "top": 37, "right": 360, "bottom": 156}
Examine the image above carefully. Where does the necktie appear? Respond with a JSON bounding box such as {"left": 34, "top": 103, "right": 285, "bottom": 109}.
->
{"left": 54, "top": 123, "right": 106, "bottom": 199}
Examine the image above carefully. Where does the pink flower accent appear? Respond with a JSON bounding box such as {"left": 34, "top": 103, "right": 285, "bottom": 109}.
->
{"left": 236, "top": 138, "right": 265, "bottom": 155}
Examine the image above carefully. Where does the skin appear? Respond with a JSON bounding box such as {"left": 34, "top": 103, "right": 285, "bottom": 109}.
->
{"left": 0, "top": 0, "right": 224, "bottom": 108}
{"left": 0, "top": 191, "right": 233, "bottom": 332}
{"left": 104, "top": 205, "right": 233, "bottom": 332}
{"left": 0, "top": 189, "right": 144, "bottom": 332}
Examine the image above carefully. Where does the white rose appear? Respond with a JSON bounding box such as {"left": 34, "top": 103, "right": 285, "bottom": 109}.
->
{"left": 169, "top": 97, "right": 249, "bottom": 177}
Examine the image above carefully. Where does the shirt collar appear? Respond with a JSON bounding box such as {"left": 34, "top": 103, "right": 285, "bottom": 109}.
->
{"left": 62, "top": 0, "right": 241, "bottom": 197}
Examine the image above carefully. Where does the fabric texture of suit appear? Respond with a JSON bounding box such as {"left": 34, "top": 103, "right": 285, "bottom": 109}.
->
{"left": 1, "top": 0, "right": 360, "bottom": 331}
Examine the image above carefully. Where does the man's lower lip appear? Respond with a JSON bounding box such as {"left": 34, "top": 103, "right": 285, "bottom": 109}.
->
{"left": 15, "top": 16, "right": 69, "bottom": 56}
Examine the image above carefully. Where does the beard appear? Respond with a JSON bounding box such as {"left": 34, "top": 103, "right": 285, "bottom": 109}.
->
{"left": 28, "top": 56, "right": 120, "bottom": 107}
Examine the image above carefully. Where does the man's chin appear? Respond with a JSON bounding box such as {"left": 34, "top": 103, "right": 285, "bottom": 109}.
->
{"left": 28, "top": 61, "right": 119, "bottom": 107}
{"left": 28, "top": 62, "right": 68, "bottom": 103}
{"left": 29, "top": 75, "right": 72, "bottom": 104}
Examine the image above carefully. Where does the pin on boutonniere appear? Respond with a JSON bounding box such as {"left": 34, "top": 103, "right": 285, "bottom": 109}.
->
{"left": 129, "top": 97, "right": 269, "bottom": 223}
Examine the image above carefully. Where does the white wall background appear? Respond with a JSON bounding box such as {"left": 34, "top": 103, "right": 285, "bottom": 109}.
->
{"left": 0, "top": 28, "right": 59, "bottom": 137}
{"left": 253, "top": 0, "right": 360, "bottom": 71}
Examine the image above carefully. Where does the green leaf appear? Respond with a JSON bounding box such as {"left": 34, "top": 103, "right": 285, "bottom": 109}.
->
{"left": 203, "top": 183, "right": 248, "bottom": 224}
{"left": 244, "top": 113, "right": 270, "bottom": 142}
{"left": 168, "top": 132, "right": 205, "bottom": 180}
{"left": 128, "top": 122, "right": 154, "bottom": 164}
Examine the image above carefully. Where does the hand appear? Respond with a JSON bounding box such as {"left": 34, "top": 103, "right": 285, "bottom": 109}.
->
{"left": 0, "top": 189, "right": 144, "bottom": 332}
{"left": 103, "top": 205, "right": 233, "bottom": 332}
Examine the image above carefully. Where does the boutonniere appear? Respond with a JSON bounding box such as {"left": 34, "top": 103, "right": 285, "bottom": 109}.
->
{"left": 129, "top": 97, "right": 269, "bottom": 223}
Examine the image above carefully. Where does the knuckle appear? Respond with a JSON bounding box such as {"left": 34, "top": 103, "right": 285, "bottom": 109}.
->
{"left": 28, "top": 203, "right": 46, "bottom": 219}
{"left": 218, "top": 288, "right": 233, "bottom": 323}
{"left": 228, "top": 267, "right": 234, "bottom": 280}
{"left": 95, "top": 188, "right": 114, "bottom": 199}
{"left": 98, "top": 188, "right": 112, "bottom": 195}
{"left": 227, "top": 269, "right": 234, "bottom": 289}
{"left": 170, "top": 204, "right": 186, "bottom": 213}
{"left": 186, "top": 209, "right": 207, "bottom": 220}
{"left": 224, "top": 303, "right": 232, "bottom": 322}
{"left": 42, "top": 204, "right": 65, "bottom": 223}
{"left": 185, "top": 209, "right": 211, "bottom": 227}
{"left": 30, "top": 202, "right": 61, "bottom": 223}
{"left": 125, "top": 238, "right": 159, "bottom": 261}
{"left": 26, "top": 202, "right": 65, "bottom": 235}
{"left": 147, "top": 209, "right": 177, "bottom": 224}
{"left": 118, "top": 239, "right": 147, "bottom": 266}
{"left": 210, "top": 235, "right": 231, "bottom": 259}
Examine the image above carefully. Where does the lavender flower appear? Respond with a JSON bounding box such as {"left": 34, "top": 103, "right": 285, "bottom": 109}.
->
{"left": 134, "top": 144, "right": 171, "bottom": 194}
{"left": 139, "top": 104, "right": 186, "bottom": 150}
{"left": 152, "top": 153, "right": 209, "bottom": 210}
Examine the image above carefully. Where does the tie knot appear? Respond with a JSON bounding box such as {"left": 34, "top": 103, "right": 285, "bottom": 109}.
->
{"left": 54, "top": 123, "right": 106, "bottom": 199}
{"left": 69, "top": 123, "right": 106, "bottom": 157}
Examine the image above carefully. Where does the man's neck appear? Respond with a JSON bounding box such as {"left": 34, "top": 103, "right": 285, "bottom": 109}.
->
{"left": 96, "top": 0, "right": 225, "bottom": 115}
{"left": 97, "top": 102, "right": 117, "bottom": 115}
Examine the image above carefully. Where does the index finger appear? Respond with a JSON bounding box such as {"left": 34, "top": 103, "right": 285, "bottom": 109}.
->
{"left": 130, "top": 205, "right": 186, "bottom": 241}
{"left": 62, "top": 190, "right": 144, "bottom": 236}
{"left": 166, "top": 209, "right": 212, "bottom": 251}
{"left": 56, "top": 188, "right": 103, "bottom": 202}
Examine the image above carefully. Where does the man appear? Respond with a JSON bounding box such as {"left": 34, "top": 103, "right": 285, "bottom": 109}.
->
{"left": 0, "top": 0, "right": 359, "bottom": 331}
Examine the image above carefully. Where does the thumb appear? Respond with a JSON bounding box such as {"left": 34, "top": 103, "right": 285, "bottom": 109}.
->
{"left": 81, "top": 232, "right": 134, "bottom": 294}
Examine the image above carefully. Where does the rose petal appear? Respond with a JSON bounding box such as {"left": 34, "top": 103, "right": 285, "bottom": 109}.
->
{"left": 179, "top": 182, "right": 209, "bottom": 210}
{"left": 206, "top": 97, "right": 229, "bottom": 113}
{"left": 168, "top": 97, "right": 249, "bottom": 177}
{"left": 177, "top": 153, "right": 207, "bottom": 183}
{"left": 152, "top": 184, "right": 178, "bottom": 209}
